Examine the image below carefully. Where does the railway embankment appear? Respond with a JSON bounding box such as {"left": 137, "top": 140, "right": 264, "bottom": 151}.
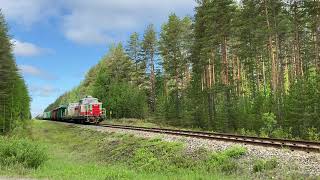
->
{"left": 82, "top": 122, "right": 320, "bottom": 177}
{"left": 1, "top": 120, "right": 319, "bottom": 179}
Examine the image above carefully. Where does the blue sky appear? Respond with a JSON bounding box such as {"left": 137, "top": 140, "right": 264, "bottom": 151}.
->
{"left": 0, "top": 0, "right": 196, "bottom": 117}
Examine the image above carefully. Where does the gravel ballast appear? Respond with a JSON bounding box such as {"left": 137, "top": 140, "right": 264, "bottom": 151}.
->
{"left": 63, "top": 122, "right": 320, "bottom": 176}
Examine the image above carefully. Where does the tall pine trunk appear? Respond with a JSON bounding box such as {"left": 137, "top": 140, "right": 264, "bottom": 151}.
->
{"left": 316, "top": 17, "right": 320, "bottom": 72}
{"left": 293, "top": 2, "right": 302, "bottom": 77}
{"left": 150, "top": 54, "right": 156, "bottom": 112}
{"left": 175, "top": 66, "right": 180, "bottom": 119}
{"left": 222, "top": 36, "right": 229, "bottom": 85}
{"left": 264, "top": 0, "right": 278, "bottom": 94}
{"left": 237, "top": 56, "right": 242, "bottom": 96}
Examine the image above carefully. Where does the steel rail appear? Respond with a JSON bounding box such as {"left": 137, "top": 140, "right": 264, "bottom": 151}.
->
{"left": 100, "top": 124, "right": 320, "bottom": 153}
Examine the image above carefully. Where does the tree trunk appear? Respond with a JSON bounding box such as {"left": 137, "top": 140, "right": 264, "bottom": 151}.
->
{"left": 207, "top": 51, "right": 216, "bottom": 129}
{"left": 284, "top": 55, "right": 290, "bottom": 94}
{"left": 232, "top": 55, "right": 237, "bottom": 95}
{"left": 237, "top": 56, "right": 241, "bottom": 96}
{"left": 293, "top": 11, "right": 302, "bottom": 77}
{"left": 264, "top": 0, "right": 278, "bottom": 94}
{"left": 208, "top": 92, "right": 213, "bottom": 129}
{"left": 316, "top": 31, "right": 320, "bottom": 72}
{"left": 262, "top": 57, "right": 267, "bottom": 97}
{"left": 175, "top": 66, "right": 180, "bottom": 119}
{"left": 315, "top": 9, "right": 320, "bottom": 72}
{"left": 164, "top": 73, "right": 168, "bottom": 97}
{"left": 150, "top": 54, "right": 156, "bottom": 112}
{"left": 222, "top": 36, "right": 229, "bottom": 85}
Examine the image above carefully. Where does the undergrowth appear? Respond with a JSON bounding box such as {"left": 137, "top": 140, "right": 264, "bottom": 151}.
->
{"left": 0, "top": 137, "right": 48, "bottom": 169}
{"left": 0, "top": 120, "right": 308, "bottom": 180}
{"left": 99, "top": 133, "right": 247, "bottom": 174}
{"left": 253, "top": 158, "right": 278, "bottom": 173}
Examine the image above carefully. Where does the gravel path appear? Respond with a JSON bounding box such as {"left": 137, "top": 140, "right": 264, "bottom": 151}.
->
{"left": 65, "top": 122, "right": 320, "bottom": 176}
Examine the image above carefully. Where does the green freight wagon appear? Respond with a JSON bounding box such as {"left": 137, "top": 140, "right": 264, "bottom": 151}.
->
{"left": 43, "top": 111, "right": 51, "bottom": 120}
{"left": 57, "top": 106, "right": 67, "bottom": 120}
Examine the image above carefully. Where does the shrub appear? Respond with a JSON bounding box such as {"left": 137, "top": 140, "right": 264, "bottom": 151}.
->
{"left": 253, "top": 158, "right": 278, "bottom": 173}
{"left": 238, "top": 128, "right": 258, "bottom": 136}
{"left": 0, "top": 137, "right": 48, "bottom": 169}
{"left": 259, "top": 129, "right": 269, "bottom": 138}
{"left": 220, "top": 160, "right": 238, "bottom": 174}
{"left": 222, "top": 145, "right": 247, "bottom": 158}
{"left": 307, "top": 127, "right": 320, "bottom": 141}
{"left": 100, "top": 135, "right": 248, "bottom": 174}
{"left": 262, "top": 113, "right": 277, "bottom": 136}
{"left": 271, "top": 127, "right": 292, "bottom": 139}
{"left": 207, "top": 146, "right": 247, "bottom": 173}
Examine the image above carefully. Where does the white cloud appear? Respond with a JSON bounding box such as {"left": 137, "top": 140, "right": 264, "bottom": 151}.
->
{"left": 0, "top": 0, "right": 60, "bottom": 26}
{"left": 19, "top": 64, "right": 42, "bottom": 76}
{"left": 62, "top": 0, "right": 196, "bottom": 44}
{"left": 1, "top": 0, "right": 196, "bottom": 45}
{"left": 30, "top": 85, "right": 59, "bottom": 97}
{"left": 18, "top": 65, "right": 56, "bottom": 80}
{"left": 10, "top": 39, "right": 50, "bottom": 57}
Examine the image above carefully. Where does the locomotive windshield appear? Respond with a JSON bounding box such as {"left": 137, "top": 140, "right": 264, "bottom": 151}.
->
{"left": 81, "top": 98, "right": 98, "bottom": 104}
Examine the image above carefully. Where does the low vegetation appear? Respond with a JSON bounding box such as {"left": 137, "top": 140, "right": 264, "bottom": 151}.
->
{"left": 0, "top": 137, "right": 48, "bottom": 169}
{"left": 253, "top": 158, "right": 278, "bottom": 173}
{"left": 99, "top": 133, "right": 247, "bottom": 174}
{"left": 0, "top": 120, "right": 306, "bottom": 180}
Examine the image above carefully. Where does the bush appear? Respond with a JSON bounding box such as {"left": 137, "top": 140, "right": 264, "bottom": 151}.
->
{"left": 262, "top": 113, "right": 277, "bottom": 136}
{"left": 100, "top": 134, "right": 247, "bottom": 174}
{"left": 253, "top": 158, "right": 278, "bottom": 173}
{"left": 222, "top": 145, "right": 247, "bottom": 158}
{"left": 307, "top": 127, "right": 320, "bottom": 141}
{"left": 207, "top": 146, "right": 247, "bottom": 173}
{"left": 0, "top": 137, "right": 48, "bottom": 169}
{"left": 239, "top": 128, "right": 257, "bottom": 136}
{"left": 271, "top": 127, "right": 292, "bottom": 139}
{"left": 220, "top": 160, "right": 238, "bottom": 174}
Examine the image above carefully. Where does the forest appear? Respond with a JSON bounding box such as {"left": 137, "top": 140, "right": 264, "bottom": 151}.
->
{"left": 0, "top": 11, "right": 31, "bottom": 134}
{"left": 46, "top": 0, "right": 320, "bottom": 140}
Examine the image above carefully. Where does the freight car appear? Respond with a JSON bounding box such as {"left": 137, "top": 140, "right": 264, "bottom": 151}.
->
{"left": 42, "top": 96, "right": 106, "bottom": 124}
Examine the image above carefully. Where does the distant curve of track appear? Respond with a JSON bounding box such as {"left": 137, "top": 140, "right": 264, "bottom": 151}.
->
{"left": 100, "top": 124, "right": 320, "bottom": 153}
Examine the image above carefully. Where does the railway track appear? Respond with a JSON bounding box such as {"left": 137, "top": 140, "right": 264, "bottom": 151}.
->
{"left": 101, "top": 124, "right": 320, "bottom": 153}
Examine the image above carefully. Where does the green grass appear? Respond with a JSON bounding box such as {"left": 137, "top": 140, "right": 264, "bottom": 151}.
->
{"left": 253, "top": 158, "right": 278, "bottom": 173}
{"left": 104, "top": 118, "right": 163, "bottom": 128}
{"left": 0, "top": 137, "right": 48, "bottom": 169}
{"left": 0, "top": 120, "right": 246, "bottom": 179}
{"left": 0, "top": 120, "right": 313, "bottom": 180}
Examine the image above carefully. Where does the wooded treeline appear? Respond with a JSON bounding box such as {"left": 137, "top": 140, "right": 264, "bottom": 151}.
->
{"left": 0, "top": 11, "right": 31, "bottom": 134}
{"left": 47, "top": 0, "right": 320, "bottom": 140}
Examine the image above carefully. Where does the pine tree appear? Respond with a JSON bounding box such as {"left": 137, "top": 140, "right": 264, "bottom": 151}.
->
{"left": 142, "top": 24, "right": 158, "bottom": 113}
{"left": 126, "top": 32, "right": 145, "bottom": 86}
{"left": 159, "top": 14, "right": 192, "bottom": 120}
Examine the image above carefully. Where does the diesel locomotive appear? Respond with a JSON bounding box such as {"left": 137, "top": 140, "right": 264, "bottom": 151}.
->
{"left": 41, "top": 96, "right": 106, "bottom": 124}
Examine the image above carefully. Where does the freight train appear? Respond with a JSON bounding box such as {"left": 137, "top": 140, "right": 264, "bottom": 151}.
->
{"left": 40, "top": 96, "right": 106, "bottom": 124}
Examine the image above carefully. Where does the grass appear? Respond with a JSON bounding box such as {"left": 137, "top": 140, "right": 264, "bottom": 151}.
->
{"left": 103, "top": 118, "right": 163, "bottom": 128}
{"left": 253, "top": 158, "right": 278, "bottom": 173}
{"left": 0, "top": 120, "right": 314, "bottom": 180}
{"left": 0, "top": 120, "right": 247, "bottom": 179}
{"left": 0, "top": 137, "right": 48, "bottom": 169}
